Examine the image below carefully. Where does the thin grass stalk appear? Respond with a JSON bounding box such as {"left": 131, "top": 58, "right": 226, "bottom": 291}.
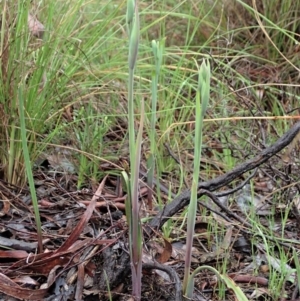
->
{"left": 131, "top": 99, "right": 144, "bottom": 298}
{"left": 127, "top": 0, "right": 142, "bottom": 299}
{"left": 7, "top": 127, "right": 16, "bottom": 184}
{"left": 0, "top": 4, "right": 6, "bottom": 54}
{"left": 183, "top": 59, "right": 210, "bottom": 296}
{"left": 18, "top": 86, "right": 43, "bottom": 253}
{"left": 293, "top": 248, "right": 300, "bottom": 291}
{"left": 104, "top": 271, "right": 113, "bottom": 301}
{"left": 147, "top": 39, "right": 164, "bottom": 209}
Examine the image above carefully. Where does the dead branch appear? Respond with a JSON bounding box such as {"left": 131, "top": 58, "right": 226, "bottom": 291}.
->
{"left": 142, "top": 262, "right": 182, "bottom": 301}
{"left": 147, "top": 121, "right": 300, "bottom": 234}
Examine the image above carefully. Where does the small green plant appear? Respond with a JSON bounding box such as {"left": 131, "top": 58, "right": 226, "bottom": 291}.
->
{"left": 147, "top": 39, "right": 164, "bottom": 210}
{"left": 183, "top": 58, "right": 211, "bottom": 297}
{"left": 73, "top": 106, "right": 111, "bottom": 188}
{"left": 123, "top": 0, "right": 143, "bottom": 299}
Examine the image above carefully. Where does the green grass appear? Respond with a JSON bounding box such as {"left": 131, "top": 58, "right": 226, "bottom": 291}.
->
{"left": 1, "top": 0, "right": 300, "bottom": 299}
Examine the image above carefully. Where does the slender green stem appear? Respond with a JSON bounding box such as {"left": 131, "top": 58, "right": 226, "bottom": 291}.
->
{"left": 18, "top": 87, "right": 43, "bottom": 253}
{"left": 127, "top": 1, "right": 142, "bottom": 299}
{"left": 147, "top": 39, "right": 164, "bottom": 209}
{"left": 183, "top": 60, "right": 210, "bottom": 296}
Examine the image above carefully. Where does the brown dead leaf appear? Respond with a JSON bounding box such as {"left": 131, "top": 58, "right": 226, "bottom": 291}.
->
{"left": 47, "top": 265, "right": 64, "bottom": 287}
{"left": 171, "top": 241, "right": 200, "bottom": 263}
{"left": 155, "top": 238, "right": 172, "bottom": 264}
{"left": 57, "top": 176, "right": 108, "bottom": 252}
{"left": 14, "top": 276, "right": 39, "bottom": 286}
{"left": 0, "top": 250, "right": 28, "bottom": 259}
{"left": 229, "top": 273, "right": 268, "bottom": 286}
{"left": 0, "top": 272, "right": 49, "bottom": 300}
{"left": 0, "top": 200, "right": 10, "bottom": 216}
{"left": 9, "top": 239, "right": 93, "bottom": 276}
{"left": 220, "top": 226, "right": 233, "bottom": 250}
{"left": 75, "top": 263, "right": 85, "bottom": 301}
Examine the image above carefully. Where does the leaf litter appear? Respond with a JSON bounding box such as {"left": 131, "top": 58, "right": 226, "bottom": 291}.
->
{"left": 0, "top": 123, "right": 299, "bottom": 301}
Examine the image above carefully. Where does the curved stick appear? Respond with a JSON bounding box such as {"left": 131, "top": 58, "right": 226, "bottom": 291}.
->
{"left": 143, "top": 262, "right": 182, "bottom": 301}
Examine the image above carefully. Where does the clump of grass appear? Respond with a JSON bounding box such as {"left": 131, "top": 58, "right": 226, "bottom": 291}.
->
{"left": 0, "top": 0, "right": 129, "bottom": 186}
{"left": 0, "top": 0, "right": 131, "bottom": 250}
